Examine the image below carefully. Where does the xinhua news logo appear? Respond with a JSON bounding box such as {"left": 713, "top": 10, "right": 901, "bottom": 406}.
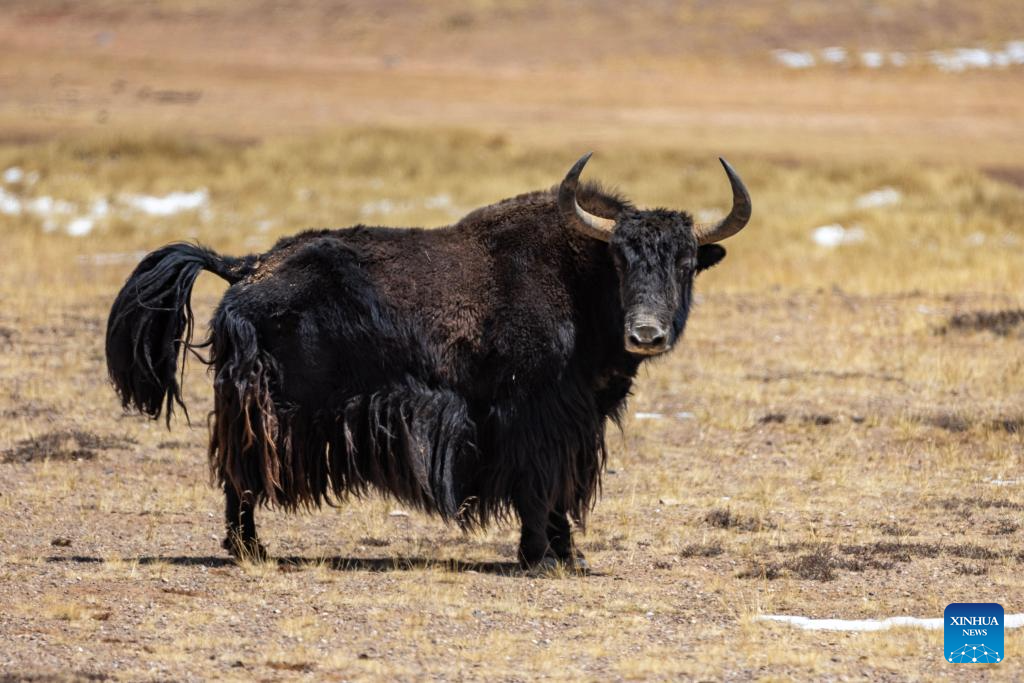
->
{"left": 945, "top": 603, "right": 1004, "bottom": 664}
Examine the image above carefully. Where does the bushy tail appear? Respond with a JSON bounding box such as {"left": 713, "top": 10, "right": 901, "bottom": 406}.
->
{"left": 105, "top": 242, "right": 253, "bottom": 424}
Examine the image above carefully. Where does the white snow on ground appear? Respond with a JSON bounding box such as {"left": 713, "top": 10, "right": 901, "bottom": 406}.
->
{"left": 635, "top": 412, "right": 696, "bottom": 421}
{"left": 1, "top": 183, "right": 198, "bottom": 235}
{"left": 812, "top": 224, "right": 866, "bottom": 247}
{"left": 772, "top": 50, "right": 815, "bottom": 69}
{"left": 66, "top": 217, "right": 95, "bottom": 236}
{"left": 424, "top": 194, "right": 453, "bottom": 209}
{"left": 773, "top": 41, "right": 1024, "bottom": 71}
{"left": 759, "top": 614, "right": 1024, "bottom": 632}
{"left": 860, "top": 51, "right": 884, "bottom": 69}
{"left": 122, "top": 189, "right": 209, "bottom": 216}
{"left": 821, "top": 47, "right": 847, "bottom": 64}
{"left": 0, "top": 187, "right": 22, "bottom": 215}
{"left": 854, "top": 187, "right": 901, "bottom": 209}
{"left": 3, "top": 166, "right": 24, "bottom": 183}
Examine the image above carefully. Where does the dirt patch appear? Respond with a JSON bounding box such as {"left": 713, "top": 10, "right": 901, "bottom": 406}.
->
{"left": 739, "top": 538, "right": 1013, "bottom": 581}
{"left": 919, "top": 413, "right": 1024, "bottom": 434}
{"left": 939, "top": 309, "right": 1024, "bottom": 337}
{"left": 359, "top": 537, "right": 392, "bottom": 548}
{"left": 787, "top": 545, "right": 836, "bottom": 581}
{"left": 703, "top": 508, "right": 774, "bottom": 532}
{"left": 989, "top": 520, "right": 1020, "bottom": 535}
{"left": 679, "top": 542, "right": 724, "bottom": 558}
{"left": 156, "top": 440, "right": 194, "bottom": 450}
{"left": 737, "top": 561, "right": 784, "bottom": 581}
{"left": 874, "top": 521, "right": 917, "bottom": 537}
{"left": 0, "top": 401, "right": 58, "bottom": 419}
{"left": 836, "top": 540, "right": 1006, "bottom": 561}
{"left": 266, "top": 661, "right": 315, "bottom": 673}
{"left": 934, "top": 497, "right": 1024, "bottom": 512}
{"left": 1, "top": 429, "right": 136, "bottom": 463}
{"left": 982, "top": 165, "right": 1024, "bottom": 189}
{"left": 922, "top": 412, "right": 971, "bottom": 432}
{"left": 757, "top": 412, "right": 848, "bottom": 426}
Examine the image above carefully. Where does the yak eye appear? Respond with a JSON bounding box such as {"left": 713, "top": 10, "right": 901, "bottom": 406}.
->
{"left": 676, "top": 255, "right": 696, "bottom": 270}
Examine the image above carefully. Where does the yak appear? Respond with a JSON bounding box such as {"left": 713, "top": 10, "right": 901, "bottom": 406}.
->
{"left": 105, "top": 153, "right": 751, "bottom": 573}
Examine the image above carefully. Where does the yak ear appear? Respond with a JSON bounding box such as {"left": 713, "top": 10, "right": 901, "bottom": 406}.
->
{"left": 696, "top": 244, "right": 726, "bottom": 272}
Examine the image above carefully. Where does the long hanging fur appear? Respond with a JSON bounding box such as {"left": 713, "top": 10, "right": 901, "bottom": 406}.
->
{"left": 105, "top": 243, "right": 254, "bottom": 424}
{"left": 207, "top": 299, "right": 477, "bottom": 516}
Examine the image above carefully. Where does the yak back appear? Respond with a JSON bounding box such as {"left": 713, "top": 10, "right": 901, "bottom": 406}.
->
{"left": 233, "top": 181, "right": 635, "bottom": 403}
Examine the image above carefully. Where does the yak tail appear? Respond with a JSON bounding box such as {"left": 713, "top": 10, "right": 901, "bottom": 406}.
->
{"left": 105, "top": 242, "right": 254, "bottom": 424}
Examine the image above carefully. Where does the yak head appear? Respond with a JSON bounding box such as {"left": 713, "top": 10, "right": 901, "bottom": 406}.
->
{"left": 558, "top": 153, "right": 751, "bottom": 357}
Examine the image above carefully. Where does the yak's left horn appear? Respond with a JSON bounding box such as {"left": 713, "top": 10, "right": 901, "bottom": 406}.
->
{"left": 693, "top": 158, "right": 752, "bottom": 245}
{"left": 558, "top": 152, "right": 616, "bottom": 242}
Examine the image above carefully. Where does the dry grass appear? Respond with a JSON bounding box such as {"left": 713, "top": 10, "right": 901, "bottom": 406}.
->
{"left": 1, "top": 126, "right": 1021, "bottom": 682}
{"left": 1, "top": 2, "right": 1024, "bottom": 681}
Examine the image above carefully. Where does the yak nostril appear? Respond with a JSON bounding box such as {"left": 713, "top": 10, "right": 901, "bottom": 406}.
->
{"left": 630, "top": 325, "right": 667, "bottom": 346}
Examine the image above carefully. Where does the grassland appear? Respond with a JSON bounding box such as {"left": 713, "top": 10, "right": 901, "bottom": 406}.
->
{"left": 2, "top": 2, "right": 1024, "bottom": 681}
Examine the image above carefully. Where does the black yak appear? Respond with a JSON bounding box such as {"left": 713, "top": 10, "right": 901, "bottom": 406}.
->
{"left": 105, "top": 153, "right": 751, "bottom": 572}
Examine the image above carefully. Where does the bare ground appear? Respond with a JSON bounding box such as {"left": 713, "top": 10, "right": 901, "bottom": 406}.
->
{"left": 2, "top": 285, "right": 1022, "bottom": 680}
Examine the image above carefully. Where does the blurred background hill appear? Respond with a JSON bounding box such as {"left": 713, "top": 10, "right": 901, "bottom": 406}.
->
{"left": 1, "top": 0, "right": 1022, "bottom": 164}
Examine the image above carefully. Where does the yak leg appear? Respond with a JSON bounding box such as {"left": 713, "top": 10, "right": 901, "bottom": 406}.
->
{"left": 547, "top": 509, "right": 589, "bottom": 572}
{"left": 222, "top": 483, "right": 267, "bottom": 561}
{"left": 513, "top": 482, "right": 558, "bottom": 573}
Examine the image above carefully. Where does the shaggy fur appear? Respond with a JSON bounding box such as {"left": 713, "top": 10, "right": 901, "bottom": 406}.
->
{"left": 106, "top": 172, "right": 730, "bottom": 569}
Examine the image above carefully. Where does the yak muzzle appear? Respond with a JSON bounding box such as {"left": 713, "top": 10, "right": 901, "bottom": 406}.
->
{"left": 625, "top": 321, "right": 669, "bottom": 355}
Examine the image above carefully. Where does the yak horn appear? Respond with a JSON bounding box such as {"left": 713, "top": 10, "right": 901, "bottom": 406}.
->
{"left": 693, "top": 158, "right": 752, "bottom": 245}
{"left": 558, "top": 152, "right": 616, "bottom": 242}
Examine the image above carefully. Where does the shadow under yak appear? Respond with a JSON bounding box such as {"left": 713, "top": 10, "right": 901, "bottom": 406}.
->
{"left": 43, "top": 554, "right": 571, "bottom": 576}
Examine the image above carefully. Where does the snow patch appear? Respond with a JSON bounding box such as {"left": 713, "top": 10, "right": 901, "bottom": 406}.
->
{"left": 635, "top": 411, "right": 696, "bottom": 421}
{"left": 3, "top": 166, "right": 24, "bottom": 184}
{"left": 123, "top": 189, "right": 209, "bottom": 216}
{"left": 821, "top": 47, "right": 847, "bottom": 64}
{"left": 772, "top": 50, "right": 815, "bottom": 69}
{"left": 812, "top": 224, "right": 865, "bottom": 247}
{"left": 0, "top": 187, "right": 114, "bottom": 235}
{"left": 860, "top": 51, "right": 884, "bottom": 69}
{"left": 773, "top": 40, "right": 1024, "bottom": 71}
{"left": 759, "top": 614, "right": 1024, "bottom": 632}
{"left": 0, "top": 187, "right": 21, "bottom": 215}
{"left": 854, "top": 187, "right": 901, "bottom": 209}
{"left": 66, "top": 217, "right": 95, "bottom": 236}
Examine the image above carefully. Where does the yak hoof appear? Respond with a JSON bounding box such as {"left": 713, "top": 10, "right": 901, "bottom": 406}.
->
{"left": 567, "top": 553, "right": 591, "bottom": 575}
{"left": 223, "top": 534, "right": 269, "bottom": 563}
{"left": 524, "top": 555, "right": 560, "bottom": 577}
